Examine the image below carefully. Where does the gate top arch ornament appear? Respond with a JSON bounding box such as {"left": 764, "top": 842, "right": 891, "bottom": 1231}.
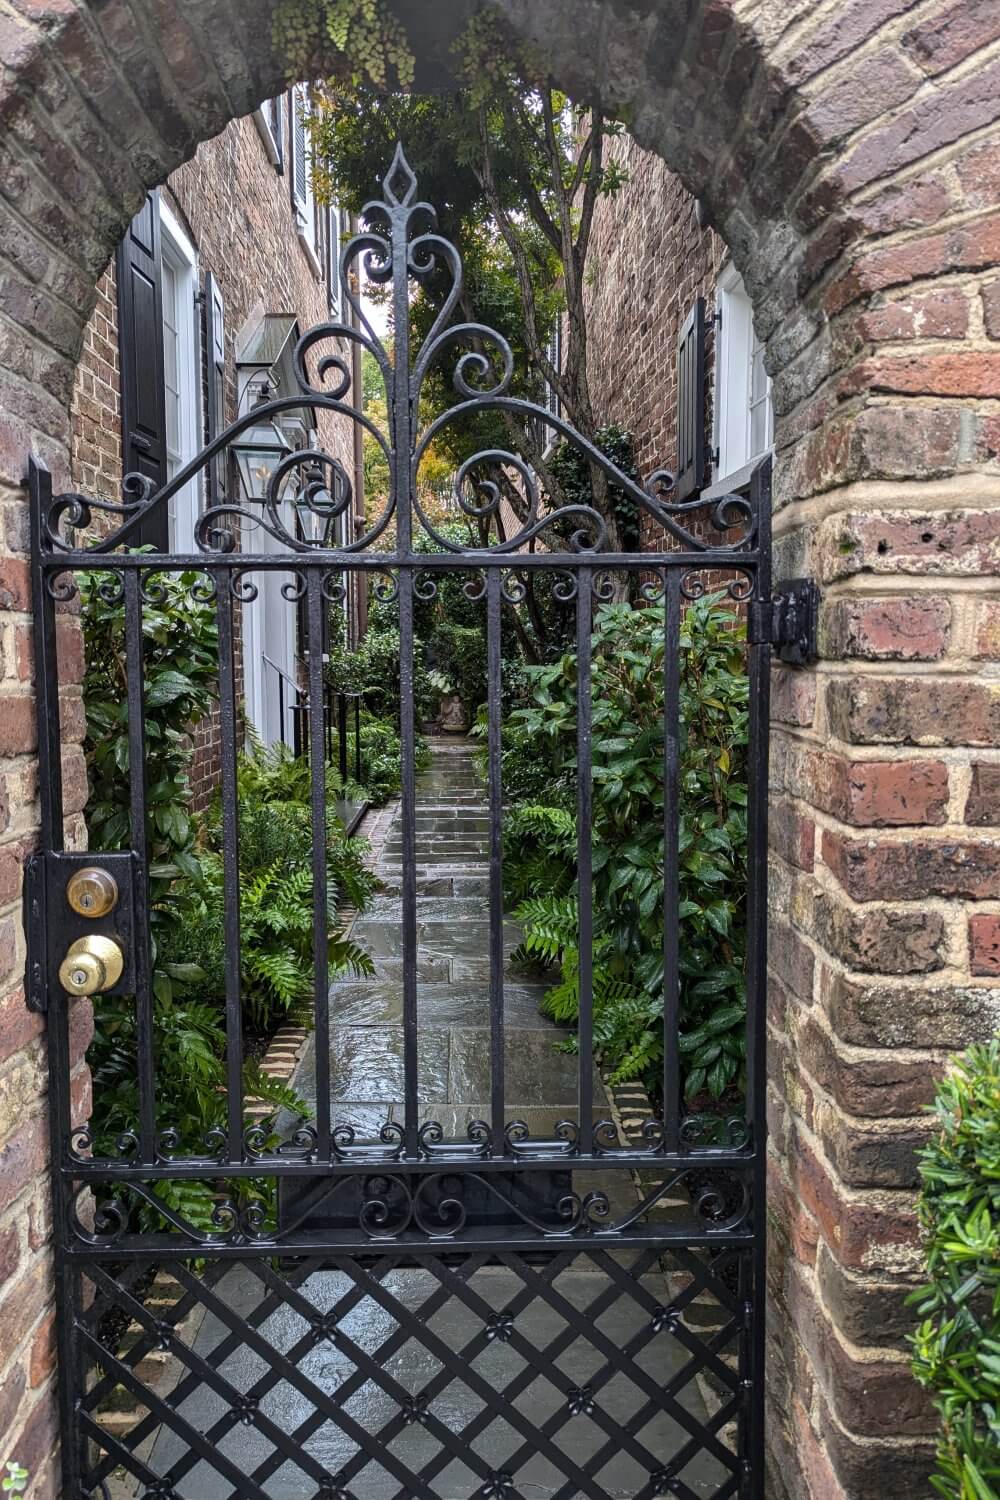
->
{"left": 42, "top": 144, "right": 757, "bottom": 564}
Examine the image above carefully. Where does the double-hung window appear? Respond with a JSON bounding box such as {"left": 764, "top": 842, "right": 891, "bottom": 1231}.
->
{"left": 710, "top": 260, "right": 774, "bottom": 495}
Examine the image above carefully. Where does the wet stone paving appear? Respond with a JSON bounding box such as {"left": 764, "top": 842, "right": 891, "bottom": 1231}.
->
{"left": 144, "top": 742, "right": 726, "bottom": 1499}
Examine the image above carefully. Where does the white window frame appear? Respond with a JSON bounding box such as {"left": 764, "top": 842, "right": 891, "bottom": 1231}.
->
{"left": 158, "top": 200, "right": 200, "bottom": 553}
{"left": 706, "top": 260, "right": 774, "bottom": 498}
{"left": 292, "top": 84, "right": 322, "bottom": 279}
{"left": 253, "top": 96, "right": 284, "bottom": 170}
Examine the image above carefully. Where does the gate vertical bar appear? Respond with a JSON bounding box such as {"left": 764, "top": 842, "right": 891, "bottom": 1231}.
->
{"left": 486, "top": 569, "right": 505, "bottom": 1144}
{"left": 399, "top": 567, "right": 418, "bottom": 1154}
{"left": 308, "top": 571, "right": 331, "bottom": 1159}
{"left": 215, "top": 570, "right": 244, "bottom": 1162}
{"left": 662, "top": 569, "right": 681, "bottom": 1151}
{"left": 123, "top": 569, "right": 156, "bottom": 1161}
{"left": 576, "top": 571, "right": 594, "bottom": 1151}
{"left": 745, "top": 456, "right": 772, "bottom": 1497}
{"left": 29, "top": 458, "right": 82, "bottom": 1500}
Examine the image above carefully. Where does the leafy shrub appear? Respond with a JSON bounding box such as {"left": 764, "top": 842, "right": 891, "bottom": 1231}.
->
{"left": 547, "top": 423, "right": 642, "bottom": 553}
{"left": 502, "top": 592, "right": 748, "bottom": 1100}
{"left": 357, "top": 715, "right": 417, "bottom": 802}
{"left": 79, "top": 566, "right": 218, "bottom": 899}
{"left": 162, "top": 740, "right": 378, "bottom": 1033}
{"left": 910, "top": 1040, "right": 1000, "bottom": 1500}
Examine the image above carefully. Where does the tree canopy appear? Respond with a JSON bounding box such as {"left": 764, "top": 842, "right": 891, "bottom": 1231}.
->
{"left": 297, "top": 11, "right": 632, "bottom": 547}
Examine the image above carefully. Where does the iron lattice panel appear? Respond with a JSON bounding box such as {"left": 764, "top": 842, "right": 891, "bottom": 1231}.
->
{"left": 79, "top": 1244, "right": 749, "bottom": 1500}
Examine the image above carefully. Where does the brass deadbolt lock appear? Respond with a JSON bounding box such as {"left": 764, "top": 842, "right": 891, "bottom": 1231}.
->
{"left": 66, "top": 866, "right": 119, "bottom": 919}
{"left": 59, "top": 935, "right": 125, "bottom": 997}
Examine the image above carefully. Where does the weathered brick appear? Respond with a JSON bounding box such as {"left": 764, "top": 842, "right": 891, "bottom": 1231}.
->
{"left": 824, "top": 827, "right": 1000, "bottom": 901}
{"left": 816, "top": 1245, "right": 918, "bottom": 1352}
{"left": 819, "top": 508, "right": 1000, "bottom": 584}
{"left": 785, "top": 1131, "right": 921, "bottom": 1274}
{"left": 0, "top": 1116, "right": 46, "bottom": 1214}
{"left": 982, "top": 280, "right": 1000, "bottom": 340}
{"left": 823, "top": 967, "right": 1000, "bottom": 1048}
{"left": 828, "top": 676, "right": 1000, "bottom": 748}
{"left": 816, "top": 1390, "right": 936, "bottom": 1497}
{"left": 0, "top": 693, "right": 37, "bottom": 755}
{"left": 834, "top": 758, "right": 949, "bottom": 827}
{"left": 901, "top": 0, "right": 1000, "bottom": 75}
{"left": 852, "top": 350, "right": 1000, "bottom": 399}
{"left": 810, "top": 892, "right": 946, "bottom": 974}
{"left": 821, "top": 595, "right": 949, "bottom": 661}
{"left": 969, "top": 913, "right": 1000, "bottom": 975}
{"left": 770, "top": 798, "right": 815, "bottom": 871}
{"left": 798, "top": 1013, "right": 942, "bottom": 1117}
{"left": 965, "top": 763, "right": 1000, "bottom": 825}
{"left": 27, "top": 1308, "right": 55, "bottom": 1387}
{"left": 772, "top": 665, "right": 817, "bottom": 727}
{"left": 804, "top": 48, "right": 919, "bottom": 140}
{"left": 973, "top": 600, "right": 1000, "bottom": 660}
{"left": 856, "top": 287, "right": 970, "bottom": 342}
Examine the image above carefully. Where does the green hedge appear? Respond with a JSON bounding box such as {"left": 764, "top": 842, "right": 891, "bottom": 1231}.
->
{"left": 911, "top": 1039, "right": 1000, "bottom": 1500}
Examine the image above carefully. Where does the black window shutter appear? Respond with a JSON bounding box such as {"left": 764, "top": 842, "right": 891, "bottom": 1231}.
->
{"left": 116, "top": 191, "right": 168, "bottom": 549}
{"left": 268, "top": 95, "right": 284, "bottom": 173}
{"left": 675, "top": 295, "right": 706, "bottom": 501}
{"left": 290, "top": 87, "right": 307, "bottom": 212}
{"left": 204, "top": 269, "right": 226, "bottom": 507}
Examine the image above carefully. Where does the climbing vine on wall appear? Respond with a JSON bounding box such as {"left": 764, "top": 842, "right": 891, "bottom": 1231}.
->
{"left": 273, "top": 0, "right": 415, "bottom": 90}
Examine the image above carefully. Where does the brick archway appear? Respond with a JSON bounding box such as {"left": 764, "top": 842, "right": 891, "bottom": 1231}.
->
{"left": 0, "top": 3, "right": 998, "bottom": 1496}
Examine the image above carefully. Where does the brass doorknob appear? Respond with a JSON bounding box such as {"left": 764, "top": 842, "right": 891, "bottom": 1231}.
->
{"left": 66, "top": 866, "right": 119, "bottom": 918}
{"left": 58, "top": 935, "right": 125, "bottom": 997}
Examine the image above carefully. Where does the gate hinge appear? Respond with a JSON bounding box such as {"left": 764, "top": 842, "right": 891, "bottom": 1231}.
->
{"left": 749, "top": 577, "right": 819, "bottom": 666}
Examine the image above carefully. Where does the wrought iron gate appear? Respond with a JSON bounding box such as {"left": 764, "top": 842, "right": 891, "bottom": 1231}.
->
{"left": 27, "top": 147, "right": 788, "bottom": 1500}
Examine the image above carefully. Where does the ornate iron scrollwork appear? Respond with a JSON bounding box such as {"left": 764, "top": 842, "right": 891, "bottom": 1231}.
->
{"left": 41, "top": 144, "right": 758, "bottom": 563}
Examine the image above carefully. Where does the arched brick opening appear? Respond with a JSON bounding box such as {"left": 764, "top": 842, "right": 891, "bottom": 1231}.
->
{"left": 1, "top": 3, "right": 998, "bottom": 1496}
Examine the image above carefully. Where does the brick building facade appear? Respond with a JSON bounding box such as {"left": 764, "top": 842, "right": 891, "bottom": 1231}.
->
{"left": 71, "top": 96, "right": 362, "bottom": 802}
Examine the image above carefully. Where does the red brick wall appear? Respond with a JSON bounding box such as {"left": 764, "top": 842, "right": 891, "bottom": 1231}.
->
{"left": 585, "top": 134, "right": 724, "bottom": 539}
{"left": 69, "top": 107, "right": 357, "bottom": 806}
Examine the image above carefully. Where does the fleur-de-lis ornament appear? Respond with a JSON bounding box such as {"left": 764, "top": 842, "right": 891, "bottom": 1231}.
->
{"left": 227, "top": 1392, "right": 259, "bottom": 1425}
{"left": 567, "top": 1384, "right": 595, "bottom": 1416}
{"left": 400, "top": 1390, "right": 430, "bottom": 1425}
{"left": 485, "top": 1311, "right": 514, "bottom": 1342}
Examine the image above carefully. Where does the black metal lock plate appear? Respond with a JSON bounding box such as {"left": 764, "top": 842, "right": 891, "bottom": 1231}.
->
{"left": 25, "top": 850, "right": 136, "bottom": 1012}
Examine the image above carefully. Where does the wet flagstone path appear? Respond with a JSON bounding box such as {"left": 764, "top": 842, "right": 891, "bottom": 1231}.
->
{"left": 145, "top": 742, "right": 724, "bottom": 1499}
{"left": 288, "top": 739, "right": 614, "bottom": 1146}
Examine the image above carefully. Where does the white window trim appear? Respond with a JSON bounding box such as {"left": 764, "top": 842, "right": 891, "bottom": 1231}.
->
{"left": 253, "top": 97, "right": 283, "bottom": 169}
{"left": 158, "top": 199, "right": 200, "bottom": 553}
{"left": 327, "top": 203, "right": 342, "bottom": 314}
{"left": 710, "top": 259, "right": 773, "bottom": 496}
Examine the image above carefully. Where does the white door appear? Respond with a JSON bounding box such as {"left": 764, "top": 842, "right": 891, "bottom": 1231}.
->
{"left": 243, "top": 499, "right": 300, "bottom": 749}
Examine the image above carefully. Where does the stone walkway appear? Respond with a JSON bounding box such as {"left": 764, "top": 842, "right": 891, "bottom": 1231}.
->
{"left": 144, "top": 742, "right": 725, "bottom": 1499}
{"left": 287, "top": 738, "right": 615, "bottom": 1148}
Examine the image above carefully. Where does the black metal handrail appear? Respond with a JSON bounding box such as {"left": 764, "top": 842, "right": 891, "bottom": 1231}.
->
{"left": 261, "top": 652, "right": 363, "bottom": 784}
